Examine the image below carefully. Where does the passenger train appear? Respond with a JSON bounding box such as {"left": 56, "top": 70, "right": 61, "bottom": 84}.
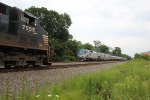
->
{"left": 77, "top": 49, "right": 127, "bottom": 61}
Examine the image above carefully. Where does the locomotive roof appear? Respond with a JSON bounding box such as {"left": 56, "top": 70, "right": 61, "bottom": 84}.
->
{"left": 0, "top": 2, "right": 39, "bottom": 20}
{"left": 24, "top": 11, "right": 39, "bottom": 19}
{"left": 0, "top": 2, "right": 10, "bottom": 7}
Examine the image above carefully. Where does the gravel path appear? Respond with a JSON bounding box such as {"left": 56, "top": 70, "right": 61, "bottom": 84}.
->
{"left": 0, "top": 62, "right": 125, "bottom": 96}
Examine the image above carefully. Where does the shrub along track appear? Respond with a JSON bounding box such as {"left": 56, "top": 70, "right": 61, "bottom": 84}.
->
{"left": 0, "top": 61, "right": 120, "bottom": 73}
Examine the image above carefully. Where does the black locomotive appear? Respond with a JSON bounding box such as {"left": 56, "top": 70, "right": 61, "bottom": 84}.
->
{"left": 0, "top": 2, "right": 51, "bottom": 68}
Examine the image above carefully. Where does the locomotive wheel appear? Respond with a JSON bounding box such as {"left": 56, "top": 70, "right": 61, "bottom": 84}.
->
{"left": 22, "top": 65, "right": 28, "bottom": 68}
{"left": 4, "top": 65, "right": 11, "bottom": 69}
{"left": 4, "top": 61, "right": 16, "bottom": 68}
{"left": 48, "top": 62, "right": 52, "bottom": 66}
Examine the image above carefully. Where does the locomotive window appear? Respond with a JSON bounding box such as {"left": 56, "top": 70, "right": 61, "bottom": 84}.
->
{"left": 24, "top": 13, "right": 35, "bottom": 26}
{"left": 14, "top": 11, "right": 18, "bottom": 21}
{"left": 0, "top": 4, "right": 6, "bottom": 14}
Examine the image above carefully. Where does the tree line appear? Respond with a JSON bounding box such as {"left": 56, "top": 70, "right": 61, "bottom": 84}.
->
{"left": 134, "top": 53, "right": 150, "bottom": 61}
{"left": 25, "top": 7, "right": 131, "bottom": 61}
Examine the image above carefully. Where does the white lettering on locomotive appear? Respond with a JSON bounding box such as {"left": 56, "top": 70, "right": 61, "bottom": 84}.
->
{"left": 22, "top": 25, "right": 35, "bottom": 33}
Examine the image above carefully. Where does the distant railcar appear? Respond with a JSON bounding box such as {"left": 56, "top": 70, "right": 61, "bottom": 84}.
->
{"left": 77, "top": 49, "right": 127, "bottom": 61}
{"left": 0, "top": 2, "right": 51, "bottom": 68}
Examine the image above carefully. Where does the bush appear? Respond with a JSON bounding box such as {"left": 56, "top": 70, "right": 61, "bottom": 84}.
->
{"left": 53, "top": 55, "right": 77, "bottom": 62}
{"left": 135, "top": 54, "right": 150, "bottom": 61}
{"left": 63, "top": 55, "right": 76, "bottom": 62}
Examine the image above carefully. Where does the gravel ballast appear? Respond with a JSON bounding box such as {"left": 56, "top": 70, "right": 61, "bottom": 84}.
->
{"left": 0, "top": 62, "right": 125, "bottom": 96}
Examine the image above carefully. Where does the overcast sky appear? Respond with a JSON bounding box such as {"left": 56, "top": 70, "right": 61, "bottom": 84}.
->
{"left": 1, "top": 0, "right": 150, "bottom": 57}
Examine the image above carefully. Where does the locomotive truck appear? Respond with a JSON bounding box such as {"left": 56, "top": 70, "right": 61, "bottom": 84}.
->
{"left": 0, "top": 2, "right": 51, "bottom": 68}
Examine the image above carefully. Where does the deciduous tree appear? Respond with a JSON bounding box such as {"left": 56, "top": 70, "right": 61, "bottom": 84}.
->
{"left": 25, "top": 7, "right": 72, "bottom": 61}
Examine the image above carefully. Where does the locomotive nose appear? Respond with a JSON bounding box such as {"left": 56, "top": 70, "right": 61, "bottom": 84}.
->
{"left": 77, "top": 54, "right": 84, "bottom": 58}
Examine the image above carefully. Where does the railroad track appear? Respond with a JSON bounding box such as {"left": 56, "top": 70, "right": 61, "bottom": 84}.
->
{"left": 0, "top": 61, "right": 120, "bottom": 73}
{"left": 51, "top": 61, "right": 118, "bottom": 68}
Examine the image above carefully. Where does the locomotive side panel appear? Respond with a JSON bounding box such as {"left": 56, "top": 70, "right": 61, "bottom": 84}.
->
{"left": 0, "top": 3, "right": 10, "bottom": 34}
{"left": 18, "top": 11, "right": 49, "bottom": 50}
{"left": 0, "top": 3, "right": 48, "bottom": 51}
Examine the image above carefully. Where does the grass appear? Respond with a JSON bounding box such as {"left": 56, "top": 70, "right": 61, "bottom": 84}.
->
{"left": 1, "top": 59, "right": 150, "bottom": 100}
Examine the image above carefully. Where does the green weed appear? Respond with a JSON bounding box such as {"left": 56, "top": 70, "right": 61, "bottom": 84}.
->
{"left": 1, "top": 60, "right": 150, "bottom": 100}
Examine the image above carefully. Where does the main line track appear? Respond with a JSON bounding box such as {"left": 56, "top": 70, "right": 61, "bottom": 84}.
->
{"left": 0, "top": 61, "right": 120, "bottom": 73}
